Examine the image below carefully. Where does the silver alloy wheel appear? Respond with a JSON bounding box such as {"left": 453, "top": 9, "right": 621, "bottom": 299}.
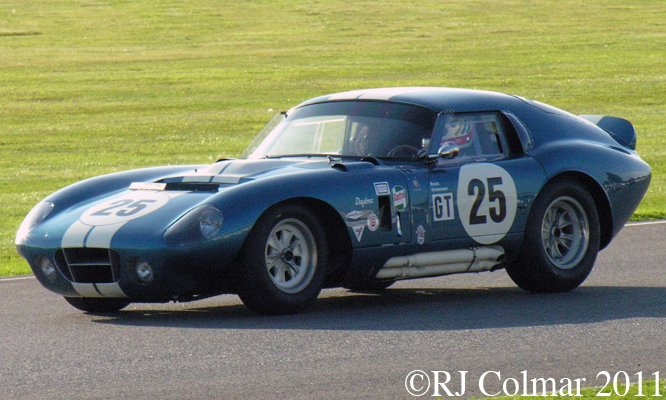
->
{"left": 541, "top": 196, "right": 590, "bottom": 270}
{"left": 265, "top": 218, "right": 318, "bottom": 294}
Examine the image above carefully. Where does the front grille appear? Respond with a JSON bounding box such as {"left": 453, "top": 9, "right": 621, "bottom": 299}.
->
{"left": 54, "top": 248, "right": 121, "bottom": 284}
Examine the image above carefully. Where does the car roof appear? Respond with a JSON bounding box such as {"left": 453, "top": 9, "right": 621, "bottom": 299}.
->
{"left": 296, "top": 87, "right": 523, "bottom": 114}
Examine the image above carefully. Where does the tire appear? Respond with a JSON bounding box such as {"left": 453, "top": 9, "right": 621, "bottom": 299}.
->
{"left": 64, "top": 297, "right": 130, "bottom": 313}
{"left": 237, "top": 205, "right": 328, "bottom": 315}
{"left": 506, "top": 179, "right": 600, "bottom": 293}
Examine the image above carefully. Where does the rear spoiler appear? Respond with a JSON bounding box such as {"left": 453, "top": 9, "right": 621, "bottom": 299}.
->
{"left": 578, "top": 115, "right": 637, "bottom": 150}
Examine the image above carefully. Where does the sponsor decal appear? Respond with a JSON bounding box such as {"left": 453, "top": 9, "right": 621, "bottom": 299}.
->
{"left": 346, "top": 211, "right": 364, "bottom": 220}
{"left": 416, "top": 225, "right": 426, "bottom": 245}
{"left": 374, "top": 182, "right": 390, "bottom": 196}
{"left": 355, "top": 197, "right": 374, "bottom": 207}
{"left": 432, "top": 193, "right": 455, "bottom": 221}
{"left": 353, "top": 225, "right": 365, "bottom": 242}
{"left": 367, "top": 213, "right": 379, "bottom": 232}
{"left": 412, "top": 179, "right": 421, "bottom": 190}
{"left": 392, "top": 186, "right": 408, "bottom": 211}
{"left": 457, "top": 163, "right": 517, "bottom": 245}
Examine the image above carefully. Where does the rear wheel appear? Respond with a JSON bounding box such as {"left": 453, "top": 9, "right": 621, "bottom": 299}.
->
{"left": 506, "top": 180, "right": 600, "bottom": 292}
{"left": 237, "top": 205, "right": 328, "bottom": 315}
{"left": 64, "top": 297, "right": 130, "bottom": 313}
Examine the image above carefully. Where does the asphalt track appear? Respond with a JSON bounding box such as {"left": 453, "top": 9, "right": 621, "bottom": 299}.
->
{"left": 2, "top": 221, "right": 665, "bottom": 399}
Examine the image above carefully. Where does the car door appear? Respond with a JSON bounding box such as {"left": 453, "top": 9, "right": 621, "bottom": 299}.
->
{"left": 425, "top": 111, "right": 546, "bottom": 246}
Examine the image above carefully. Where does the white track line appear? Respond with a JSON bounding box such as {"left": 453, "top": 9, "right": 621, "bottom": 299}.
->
{"left": 0, "top": 275, "right": 36, "bottom": 282}
{"left": 625, "top": 220, "right": 666, "bottom": 227}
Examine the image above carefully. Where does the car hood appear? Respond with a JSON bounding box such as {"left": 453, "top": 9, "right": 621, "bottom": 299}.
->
{"left": 18, "top": 157, "right": 358, "bottom": 250}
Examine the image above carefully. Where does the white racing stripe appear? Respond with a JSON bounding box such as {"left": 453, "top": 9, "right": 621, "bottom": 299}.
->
{"left": 72, "top": 282, "right": 104, "bottom": 297}
{"left": 96, "top": 283, "right": 128, "bottom": 298}
{"left": 84, "top": 222, "right": 128, "bottom": 248}
{"left": 71, "top": 283, "right": 127, "bottom": 298}
{"left": 62, "top": 220, "right": 93, "bottom": 248}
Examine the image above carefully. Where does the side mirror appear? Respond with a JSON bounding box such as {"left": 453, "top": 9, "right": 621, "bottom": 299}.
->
{"left": 428, "top": 142, "right": 460, "bottom": 160}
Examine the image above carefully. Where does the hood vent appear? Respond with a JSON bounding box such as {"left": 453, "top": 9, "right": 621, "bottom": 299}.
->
{"left": 164, "top": 182, "right": 220, "bottom": 192}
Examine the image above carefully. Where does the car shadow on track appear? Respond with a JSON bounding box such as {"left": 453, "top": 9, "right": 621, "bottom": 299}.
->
{"left": 91, "top": 285, "right": 666, "bottom": 331}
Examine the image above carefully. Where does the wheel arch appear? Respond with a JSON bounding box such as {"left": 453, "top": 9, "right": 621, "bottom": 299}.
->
{"left": 543, "top": 171, "right": 613, "bottom": 250}
{"left": 251, "top": 197, "right": 353, "bottom": 285}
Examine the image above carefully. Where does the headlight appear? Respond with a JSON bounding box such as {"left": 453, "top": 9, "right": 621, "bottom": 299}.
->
{"left": 163, "top": 205, "right": 223, "bottom": 247}
{"left": 16, "top": 201, "right": 54, "bottom": 243}
{"left": 198, "top": 207, "right": 224, "bottom": 239}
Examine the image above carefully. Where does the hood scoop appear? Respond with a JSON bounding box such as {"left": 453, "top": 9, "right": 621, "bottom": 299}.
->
{"left": 130, "top": 181, "right": 221, "bottom": 192}
{"left": 135, "top": 158, "right": 333, "bottom": 193}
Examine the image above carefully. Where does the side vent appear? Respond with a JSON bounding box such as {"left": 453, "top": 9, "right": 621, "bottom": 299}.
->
{"left": 377, "top": 195, "right": 392, "bottom": 231}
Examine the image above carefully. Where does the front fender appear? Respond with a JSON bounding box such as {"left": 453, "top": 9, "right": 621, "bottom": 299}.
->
{"left": 208, "top": 163, "right": 409, "bottom": 250}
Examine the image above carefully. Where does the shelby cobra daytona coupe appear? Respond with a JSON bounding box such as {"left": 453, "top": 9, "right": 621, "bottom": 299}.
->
{"left": 17, "top": 88, "right": 651, "bottom": 314}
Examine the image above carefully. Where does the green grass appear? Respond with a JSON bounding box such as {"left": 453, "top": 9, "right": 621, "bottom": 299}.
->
{"left": 1, "top": 0, "right": 665, "bottom": 276}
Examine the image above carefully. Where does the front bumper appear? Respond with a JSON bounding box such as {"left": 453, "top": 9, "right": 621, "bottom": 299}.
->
{"left": 17, "top": 243, "right": 238, "bottom": 303}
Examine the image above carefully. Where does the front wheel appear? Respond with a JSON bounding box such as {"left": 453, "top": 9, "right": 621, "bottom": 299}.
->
{"left": 506, "top": 180, "right": 600, "bottom": 292}
{"left": 237, "top": 205, "right": 328, "bottom": 315}
{"left": 64, "top": 297, "right": 130, "bottom": 313}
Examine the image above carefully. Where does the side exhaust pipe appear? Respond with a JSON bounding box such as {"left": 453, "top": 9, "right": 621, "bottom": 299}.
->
{"left": 375, "top": 246, "right": 505, "bottom": 280}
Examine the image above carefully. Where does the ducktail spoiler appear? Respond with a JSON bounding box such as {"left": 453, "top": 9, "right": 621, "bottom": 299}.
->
{"left": 579, "top": 115, "right": 637, "bottom": 150}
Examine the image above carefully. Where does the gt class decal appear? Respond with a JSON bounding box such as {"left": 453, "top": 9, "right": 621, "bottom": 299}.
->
{"left": 457, "top": 163, "right": 517, "bottom": 245}
{"left": 81, "top": 191, "right": 171, "bottom": 226}
{"left": 432, "top": 193, "right": 454, "bottom": 221}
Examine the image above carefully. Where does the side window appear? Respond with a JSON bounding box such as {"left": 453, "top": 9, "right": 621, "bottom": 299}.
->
{"left": 436, "top": 112, "right": 508, "bottom": 164}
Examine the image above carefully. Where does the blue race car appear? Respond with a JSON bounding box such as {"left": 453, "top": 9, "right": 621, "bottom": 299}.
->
{"left": 16, "top": 88, "right": 651, "bottom": 314}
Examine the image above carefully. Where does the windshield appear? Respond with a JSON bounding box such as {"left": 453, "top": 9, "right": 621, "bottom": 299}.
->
{"left": 241, "top": 101, "right": 437, "bottom": 159}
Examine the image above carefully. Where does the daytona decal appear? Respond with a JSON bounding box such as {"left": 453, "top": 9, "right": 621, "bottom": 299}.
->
{"left": 355, "top": 197, "right": 374, "bottom": 207}
{"left": 456, "top": 163, "right": 517, "bottom": 244}
{"left": 432, "top": 193, "right": 455, "bottom": 221}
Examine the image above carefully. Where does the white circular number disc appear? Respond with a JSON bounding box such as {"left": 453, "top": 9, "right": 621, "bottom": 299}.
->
{"left": 81, "top": 191, "right": 170, "bottom": 226}
{"left": 457, "top": 163, "right": 517, "bottom": 244}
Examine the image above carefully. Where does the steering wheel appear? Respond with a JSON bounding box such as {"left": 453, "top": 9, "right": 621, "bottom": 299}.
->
{"left": 387, "top": 144, "right": 419, "bottom": 158}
